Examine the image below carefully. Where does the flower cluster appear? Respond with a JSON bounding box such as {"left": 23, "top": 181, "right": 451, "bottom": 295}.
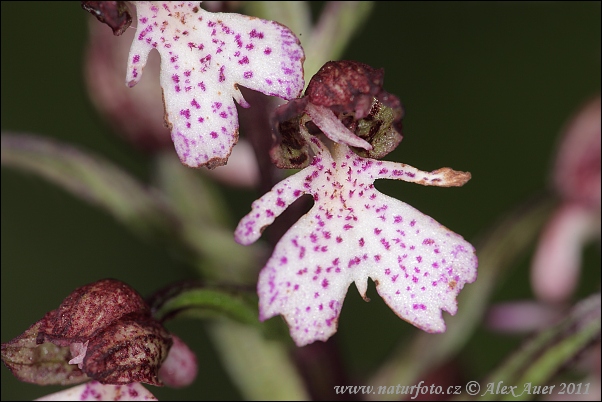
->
{"left": 3, "top": 1, "right": 480, "bottom": 397}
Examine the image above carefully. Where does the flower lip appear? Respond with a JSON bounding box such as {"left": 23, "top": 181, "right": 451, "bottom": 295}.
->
{"left": 237, "top": 126, "right": 477, "bottom": 346}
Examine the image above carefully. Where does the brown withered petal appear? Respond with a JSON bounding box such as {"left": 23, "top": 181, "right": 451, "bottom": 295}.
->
{"left": 1, "top": 321, "right": 88, "bottom": 386}
{"left": 81, "top": 1, "right": 132, "bottom": 36}
{"left": 39, "top": 279, "right": 149, "bottom": 347}
{"left": 82, "top": 313, "right": 172, "bottom": 386}
{"left": 305, "top": 60, "right": 386, "bottom": 118}
{"left": 269, "top": 98, "right": 312, "bottom": 169}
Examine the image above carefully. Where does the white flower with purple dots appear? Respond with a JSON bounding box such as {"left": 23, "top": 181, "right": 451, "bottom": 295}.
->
{"left": 235, "top": 61, "right": 478, "bottom": 347}
{"left": 126, "top": 1, "right": 305, "bottom": 168}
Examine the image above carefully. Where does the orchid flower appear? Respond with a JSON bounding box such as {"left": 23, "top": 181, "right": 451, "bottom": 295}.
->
{"left": 121, "top": 1, "right": 305, "bottom": 168}
{"left": 234, "top": 61, "right": 478, "bottom": 347}
{"left": 236, "top": 132, "right": 477, "bottom": 346}
{"left": 1, "top": 279, "right": 197, "bottom": 399}
{"left": 531, "top": 95, "right": 601, "bottom": 304}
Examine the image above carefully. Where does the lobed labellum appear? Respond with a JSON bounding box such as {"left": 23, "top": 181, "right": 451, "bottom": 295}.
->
{"left": 235, "top": 138, "right": 477, "bottom": 347}
{"left": 126, "top": 1, "right": 305, "bottom": 168}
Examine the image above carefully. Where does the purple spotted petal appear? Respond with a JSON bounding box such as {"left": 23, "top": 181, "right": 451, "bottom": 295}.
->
{"left": 126, "top": 2, "right": 305, "bottom": 168}
{"left": 35, "top": 381, "right": 157, "bottom": 401}
{"left": 235, "top": 141, "right": 477, "bottom": 347}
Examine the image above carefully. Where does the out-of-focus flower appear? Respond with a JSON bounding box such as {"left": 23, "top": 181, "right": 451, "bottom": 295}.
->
{"left": 1, "top": 279, "right": 196, "bottom": 389}
{"left": 85, "top": 8, "right": 172, "bottom": 154}
{"left": 122, "top": 1, "right": 305, "bottom": 168}
{"left": 235, "top": 61, "right": 477, "bottom": 346}
{"left": 531, "top": 96, "right": 601, "bottom": 304}
{"left": 157, "top": 335, "right": 198, "bottom": 389}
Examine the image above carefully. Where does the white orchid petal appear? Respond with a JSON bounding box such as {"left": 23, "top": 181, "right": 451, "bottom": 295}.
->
{"left": 35, "top": 381, "right": 157, "bottom": 401}
{"left": 235, "top": 141, "right": 477, "bottom": 346}
{"left": 126, "top": 2, "right": 305, "bottom": 167}
{"left": 531, "top": 203, "right": 599, "bottom": 303}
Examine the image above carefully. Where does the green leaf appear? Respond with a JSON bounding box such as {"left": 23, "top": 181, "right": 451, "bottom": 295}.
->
{"left": 149, "top": 282, "right": 259, "bottom": 328}
{"left": 207, "top": 319, "right": 310, "bottom": 401}
{"left": 152, "top": 152, "right": 266, "bottom": 284}
{"left": 367, "top": 196, "right": 557, "bottom": 400}
{"left": 1, "top": 133, "right": 178, "bottom": 242}
{"left": 476, "top": 293, "right": 600, "bottom": 401}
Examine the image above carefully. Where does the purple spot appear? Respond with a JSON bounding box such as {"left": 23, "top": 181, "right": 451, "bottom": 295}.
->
{"left": 198, "top": 117, "right": 205, "bottom": 123}
{"left": 244, "top": 71, "right": 253, "bottom": 79}
{"left": 191, "top": 99, "right": 200, "bottom": 109}
{"left": 394, "top": 215, "right": 402, "bottom": 223}
{"left": 416, "top": 256, "right": 423, "bottom": 263}
{"left": 180, "top": 109, "right": 191, "bottom": 119}
{"left": 210, "top": 131, "right": 218, "bottom": 139}
{"left": 172, "top": 74, "right": 180, "bottom": 83}
{"left": 220, "top": 111, "right": 228, "bottom": 118}
{"left": 133, "top": 55, "right": 140, "bottom": 63}
{"left": 249, "top": 29, "right": 264, "bottom": 39}
{"left": 359, "top": 238, "right": 365, "bottom": 247}
{"left": 238, "top": 56, "right": 249, "bottom": 65}
{"left": 322, "top": 279, "right": 329, "bottom": 288}
{"left": 264, "top": 47, "right": 272, "bottom": 55}
{"left": 410, "top": 220, "right": 416, "bottom": 227}
{"left": 218, "top": 66, "right": 226, "bottom": 82}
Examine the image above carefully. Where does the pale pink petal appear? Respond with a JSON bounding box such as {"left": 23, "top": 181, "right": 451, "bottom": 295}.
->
{"left": 531, "top": 203, "right": 600, "bottom": 303}
{"left": 236, "top": 141, "right": 477, "bottom": 346}
{"left": 553, "top": 96, "right": 601, "bottom": 206}
{"left": 35, "top": 381, "right": 157, "bottom": 401}
{"left": 305, "top": 103, "right": 373, "bottom": 150}
{"left": 68, "top": 341, "right": 89, "bottom": 369}
{"left": 485, "top": 301, "right": 562, "bottom": 333}
{"left": 203, "top": 139, "right": 260, "bottom": 187}
{"left": 126, "top": 2, "right": 305, "bottom": 168}
{"left": 158, "top": 335, "right": 198, "bottom": 388}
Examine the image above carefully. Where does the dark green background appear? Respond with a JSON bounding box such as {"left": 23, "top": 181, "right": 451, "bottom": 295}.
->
{"left": 2, "top": 2, "right": 600, "bottom": 400}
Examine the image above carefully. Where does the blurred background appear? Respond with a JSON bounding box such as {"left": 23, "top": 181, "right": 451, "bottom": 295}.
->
{"left": 1, "top": 2, "right": 600, "bottom": 400}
